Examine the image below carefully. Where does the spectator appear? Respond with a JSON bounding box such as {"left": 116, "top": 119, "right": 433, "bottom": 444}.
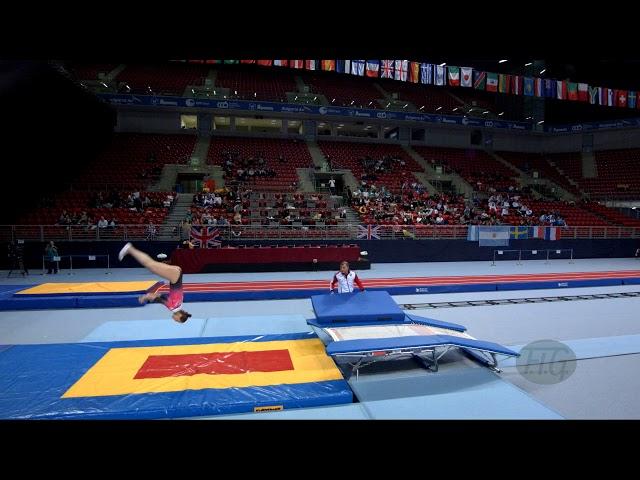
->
{"left": 44, "top": 241, "right": 59, "bottom": 274}
{"left": 146, "top": 221, "right": 157, "bottom": 240}
{"left": 328, "top": 177, "right": 336, "bottom": 196}
{"left": 97, "top": 216, "right": 108, "bottom": 229}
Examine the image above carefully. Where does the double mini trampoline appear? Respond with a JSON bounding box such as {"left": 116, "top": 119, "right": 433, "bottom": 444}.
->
{"left": 309, "top": 291, "right": 518, "bottom": 379}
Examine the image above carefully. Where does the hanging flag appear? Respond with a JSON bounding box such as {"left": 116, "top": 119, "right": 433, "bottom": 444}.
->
{"left": 510, "top": 226, "right": 529, "bottom": 239}
{"left": 474, "top": 71, "right": 486, "bottom": 90}
{"left": 394, "top": 60, "right": 402, "bottom": 80}
{"left": 608, "top": 88, "right": 615, "bottom": 107}
{"left": 467, "top": 225, "right": 479, "bottom": 241}
{"left": 511, "top": 75, "right": 522, "bottom": 95}
{"left": 290, "top": 60, "right": 304, "bottom": 69}
{"left": 529, "top": 226, "right": 545, "bottom": 239}
{"left": 628, "top": 91, "right": 637, "bottom": 109}
{"left": 336, "top": 60, "right": 345, "bottom": 73}
{"left": 567, "top": 82, "right": 578, "bottom": 101}
{"left": 523, "top": 77, "right": 534, "bottom": 96}
{"left": 486, "top": 72, "right": 498, "bottom": 92}
{"left": 273, "top": 60, "right": 288, "bottom": 67}
{"left": 351, "top": 59, "right": 365, "bottom": 76}
{"left": 394, "top": 60, "right": 408, "bottom": 81}
{"left": 588, "top": 86, "right": 599, "bottom": 105}
{"left": 381, "top": 60, "right": 393, "bottom": 79}
{"left": 435, "top": 65, "right": 445, "bottom": 85}
{"left": 597, "top": 87, "right": 605, "bottom": 105}
{"left": 461, "top": 67, "right": 473, "bottom": 87}
{"left": 448, "top": 66, "right": 460, "bottom": 86}
{"left": 533, "top": 78, "right": 542, "bottom": 97}
{"left": 344, "top": 60, "right": 351, "bottom": 75}
{"left": 420, "top": 63, "right": 433, "bottom": 84}
{"left": 544, "top": 79, "right": 556, "bottom": 98}
{"left": 366, "top": 60, "right": 379, "bottom": 77}
{"left": 556, "top": 80, "right": 567, "bottom": 100}
{"left": 321, "top": 60, "right": 335, "bottom": 71}
{"left": 240, "top": 60, "right": 255, "bottom": 64}
{"left": 305, "top": 60, "right": 317, "bottom": 70}
{"left": 224, "top": 60, "right": 239, "bottom": 64}
{"left": 190, "top": 227, "right": 221, "bottom": 249}
{"left": 498, "top": 74, "right": 509, "bottom": 93}
{"left": 546, "top": 227, "right": 561, "bottom": 241}
{"left": 616, "top": 90, "right": 628, "bottom": 107}
{"left": 478, "top": 226, "right": 510, "bottom": 246}
{"left": 409, "top": 61, "right": 420, "bottom": 83}
{"left": 577, "top": 83, "right": 589, "bottom": 102}
{"left": 357, "top": 224, "right": 381, "bottom": 240}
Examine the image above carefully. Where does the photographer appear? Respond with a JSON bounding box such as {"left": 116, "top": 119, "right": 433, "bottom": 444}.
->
{"left": 8, "top": 240, "right": 28, "bottom": 276}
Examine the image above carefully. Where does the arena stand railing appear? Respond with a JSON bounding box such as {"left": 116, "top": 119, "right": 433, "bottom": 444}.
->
{"left": 2, "top": 224, "right": 640, "bottom": 242}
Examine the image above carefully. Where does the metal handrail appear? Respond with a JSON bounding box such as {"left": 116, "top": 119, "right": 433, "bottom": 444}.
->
{"left": 2, "top": 224, "right": 640, "bottom": 242}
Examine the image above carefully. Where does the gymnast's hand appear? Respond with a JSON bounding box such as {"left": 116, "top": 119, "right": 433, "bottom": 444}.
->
{"left": 138, "top": 293, "right": 158, "bottom": 304}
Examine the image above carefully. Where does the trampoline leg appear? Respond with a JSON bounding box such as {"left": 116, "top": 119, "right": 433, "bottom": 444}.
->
{"left": 414, "top": 351, "right": 438, "bottom": 372}
{"left": 488, "top": 353, "right": 501, "bottom": 373}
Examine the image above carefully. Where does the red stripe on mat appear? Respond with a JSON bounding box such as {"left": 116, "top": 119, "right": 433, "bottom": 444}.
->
{"left": 156, "top": 270, "right": 640, "bottom": 293}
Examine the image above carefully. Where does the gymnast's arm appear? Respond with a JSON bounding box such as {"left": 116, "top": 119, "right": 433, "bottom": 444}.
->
{"left": 139, "top": 292, "right": 167, "bottom": 304}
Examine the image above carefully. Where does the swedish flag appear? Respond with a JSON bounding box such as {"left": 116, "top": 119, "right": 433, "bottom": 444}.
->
{"left": 510, "top": 226, "right": 529, "bottom": 239}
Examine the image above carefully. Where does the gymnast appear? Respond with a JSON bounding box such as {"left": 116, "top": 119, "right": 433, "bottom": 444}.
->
{"left": 118, "top": 242, "right": 192, "bottom": 323}
{"left": 329, "top": 260, "right": 366, "bottom": 294}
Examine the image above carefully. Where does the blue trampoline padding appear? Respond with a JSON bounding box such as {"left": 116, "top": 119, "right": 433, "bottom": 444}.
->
{"left": 0, "top": 294, "right": 145, "bottom": 311}
{"left": 311, "top": 291, "right": 404, "bottom": 325}
{"left": 0, "top": 285, "right": 34, "bottom": 294}
{"left": 622, "top": 278, "right": 640, "bottom": 285}
{"left": 0, "top": 332, "right": 352, "bottom": 419}
{"left": 405, "top": 314, "right": 467, "bottom": 332}
{"left": 75, "top": 295, "right": 144, "bottom": 308}
{"left": 496, "top": 278, "right": 623, "bottom": 291}
{"left": 82, "top": 319, "right": 208, "bottom": 342}
{"left": 0, "top": 295, "right": 78, "bottom": 310}
{"left": 326, "top": 335, "right": 519, "bottom": 358}
{"left": 308, "top": 317, "right": 409, "bottom": 328}
{"left": 308, "top": 314, "right": 467, "bottom": 331}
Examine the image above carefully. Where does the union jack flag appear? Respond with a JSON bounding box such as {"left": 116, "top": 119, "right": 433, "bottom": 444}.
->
{"left": 357, "top": 224, "right": 380, "bottom": 240}
{"left": 190, "top": 226, "right": 221, "bottom": 248}
{"left": 381, "top": 60, "right": 394, "bottom": 79}
{"left": 394, "top": 59, "right": 408, "bottom": 81}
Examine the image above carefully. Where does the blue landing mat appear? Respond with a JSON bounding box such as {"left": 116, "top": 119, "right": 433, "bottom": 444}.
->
{"left": 0, "top": 332, "right": 352, "bottom": 419}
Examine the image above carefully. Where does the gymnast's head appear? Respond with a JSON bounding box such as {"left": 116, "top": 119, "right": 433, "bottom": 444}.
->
{"left": 172, "top": 309, "right": 192, "bottom": 323}
{"left": 339, "top": 260, "right": 350, "bottom": 275}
